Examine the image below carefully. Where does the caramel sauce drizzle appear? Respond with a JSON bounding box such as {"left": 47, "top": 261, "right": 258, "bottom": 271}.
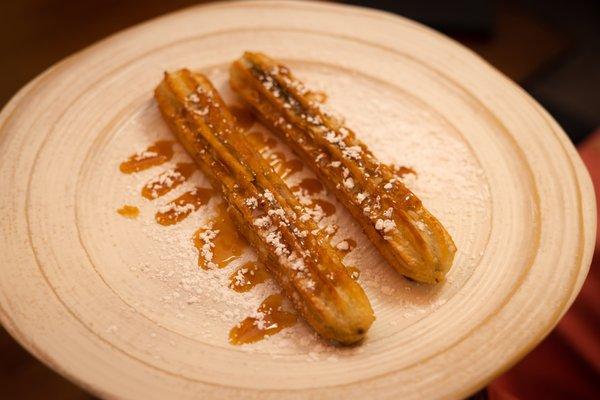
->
{"left": 246, "top": 130, "right": 278, "bottom": 153}
{"left": 246, "top": 131, "right": 302, "bottom": 179}
{"left": 291, "top": 177, "right": 323, "bottom": 196}
{"left": 116, "top": 205, "right": 139, "bottom": 219}
{"left": 312, "top": 199, "right": 336, "bottom": 217}
{"left": 267, "top": 151, "right": 303, "bottom": 179}
{"left": 229, "top": 105, "right": 256, "bottom": 131}
{"left": 119, "top": 140, "right": 174, "bottom": 173}
{"left": 229, "top": 261, "right": 270, "bottom": 293}
{"left": 141, "top": 162, "right": 196, "bottom": 199}
{"left": 155, "top": 187, "right": 213, "bottom": 226}
{"left": 390, "top": 164, "right": 416, "bottom": 179}
{"left": 229, "top": 294, "right": 297, "bottom": 345}
{"left": 193, "top": 203, "right": 248, "bottom": 270}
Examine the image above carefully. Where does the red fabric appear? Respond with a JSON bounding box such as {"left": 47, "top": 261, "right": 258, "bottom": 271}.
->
{"left": 488, "top": 131, "right": 600, "bottom": 399}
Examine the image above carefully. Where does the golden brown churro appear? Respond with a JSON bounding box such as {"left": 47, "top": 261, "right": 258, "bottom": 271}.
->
{"left": 230, "top": 52, "right": 456, "bottom": 283}
{"left": 155, "top": 70, "right": 374, "bottom": 344}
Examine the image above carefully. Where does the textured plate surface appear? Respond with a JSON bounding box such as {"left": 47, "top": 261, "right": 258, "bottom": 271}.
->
{"left": 0, "top": 1, "right": 595, "bottom": 399}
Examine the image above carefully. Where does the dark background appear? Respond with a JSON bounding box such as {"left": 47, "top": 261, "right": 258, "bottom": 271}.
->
{"left": 1, "top": 1, "right": 598, "bottom": 399}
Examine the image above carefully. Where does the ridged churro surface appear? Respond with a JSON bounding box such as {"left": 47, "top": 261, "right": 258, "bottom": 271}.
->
{"left": 230, "top": 52, "right": 457, "bottom": 283}
{"left": 155, "top": 69, "right": 374, "bottom": 344}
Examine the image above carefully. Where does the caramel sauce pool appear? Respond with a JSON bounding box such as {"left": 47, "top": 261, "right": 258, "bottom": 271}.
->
{"left": 119, "top": 140, "right": 174, "bottom": 173}
{"left": 141, "top": 162, "right": 196, "bottom": 199}
{"left": 246, "top": 130, "right": 277, "bottom": 152}
{"left": 229, "top": 261, "right": 270, "bottom": 293}
{"left": 390, "top": 164, "right": 416, "bottom": 178}
{"left": 312, "top": 199, "right": 336, "bottom": 217}
{"left": 267, "top": 151, "right": 303, "bottom": 179}
{"left": 229, "top": 294, "right": 296, "bottom": 345}
{"left": 194, "top": 203, "right": 247, "bottom": 269}
{"left": 291, "top": 178, "right": 324, "bottom": 195}
{"left": 229, "top": 105, "right": 256, "bottom": 131}
{"left": 245, "top": 130, "right": 302, "bottom": 179}
{"left": 155, "top": 187, "right": 213, "bottom": 226}
{"left": 117, "top": 205, "right": 139, "bottom": 219}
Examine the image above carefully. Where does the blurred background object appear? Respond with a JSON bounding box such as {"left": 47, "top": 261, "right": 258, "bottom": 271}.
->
{"left": 1, "top": 0, "right": 598, "bottom": 398}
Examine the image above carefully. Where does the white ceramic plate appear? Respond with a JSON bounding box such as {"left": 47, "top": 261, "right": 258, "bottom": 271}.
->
{"left": 0, "top": 1, "right": 595, "bottom": 399}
